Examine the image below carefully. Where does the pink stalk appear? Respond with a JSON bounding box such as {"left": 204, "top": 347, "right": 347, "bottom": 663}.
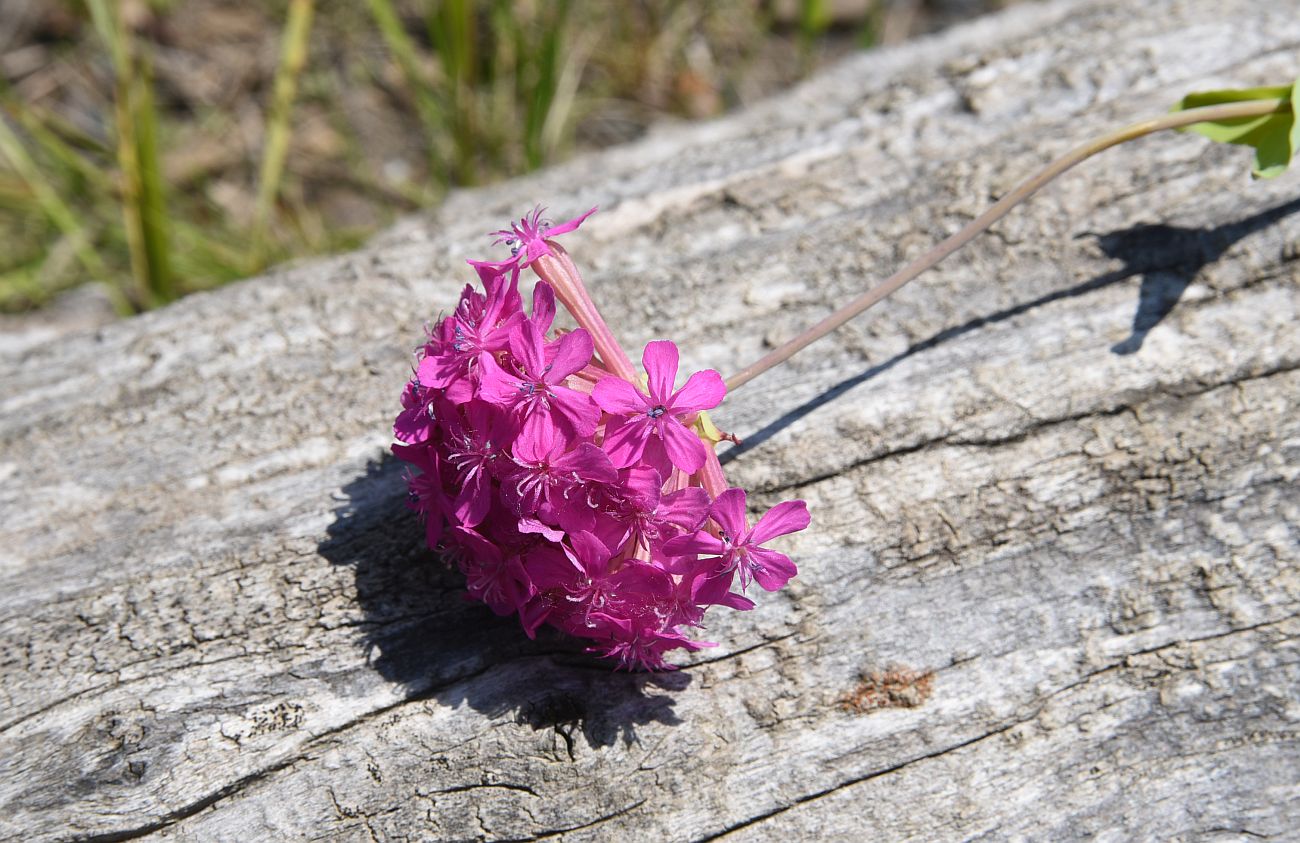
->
{"left": 696, "top": 449, "right": 729, "bottom": 500}
{"left": 533, "top": 244, "right": 639, "bottom": 382}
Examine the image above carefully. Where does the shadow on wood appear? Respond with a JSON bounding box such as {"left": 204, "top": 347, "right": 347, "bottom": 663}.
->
{"left": 1102, "top": 196, "right": 1300, "bottom": 354}
{"left": 317, "top": 453, "right": 691, "bottom": 750}
{"left": 724, "top": 196, "right": 1300, "bottom": 464}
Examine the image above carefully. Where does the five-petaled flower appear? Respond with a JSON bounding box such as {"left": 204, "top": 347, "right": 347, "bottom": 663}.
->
{"left": 665, "top": 487, "right": 810, "bottom": 592}
{"left": 592, "top": 340, "right": 726, "bottom": 474}
{"left": 479, "top": 318, "right": 600, "bottom": 444}
{"left": 469, "top": 205, "right": 597, "bottom": 274}
{"left": 417, "top": 266, "right": 523, "bottom": 404}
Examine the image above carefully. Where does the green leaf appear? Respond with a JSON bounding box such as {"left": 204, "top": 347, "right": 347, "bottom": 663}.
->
{"left": 1172, "top": 78, "right": 1299, "bottom": 179}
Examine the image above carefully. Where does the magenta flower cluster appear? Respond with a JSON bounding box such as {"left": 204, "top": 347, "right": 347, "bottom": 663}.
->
{"left": 392, "top": 206, "right": 810, "bottom": 669}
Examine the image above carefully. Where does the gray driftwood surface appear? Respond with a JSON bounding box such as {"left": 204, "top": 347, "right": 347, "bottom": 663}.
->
{"left": 3, "top": 0, "right": 1299, "bottom": 839}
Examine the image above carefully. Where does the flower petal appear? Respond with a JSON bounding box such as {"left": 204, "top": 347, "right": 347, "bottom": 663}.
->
{"left": 748, "top": 499, "right": 812, "bottom": 546}
{"left": 542, "top": 206, "right": 597, "bottom": 237}
{"left": 709, "top": 488, "right": 748, "bottom": 537}
{"left": 393, "top": 406, "right": 433, "bottom": 445}
{"left": 467, "top": 256, "right": 520, "bottom": 276}
{"left": 454, "top": 472, "right": 491, "bottom": 527}
{"left": 391, "top": 441, "right": 433, "bottom": 471}
{"left": 549, "top": 384, "right": 600, "bottom": 437}
{"left": 691, "top": 568, "right": 752, "bottom": 609}
{"left": 508, "top": 320, "right": 546, "bottom": 376}
{"left": 662, "top": 530, "right": 725, "bottom": 558}
{"left": 531, "top": 281, "right": 556, "bottom": 333}
{"left": 659, "top": 486, "right": 710, "bottom": 531}
{"left": 669, "top": 368, "right": 726, "bottom": 413}
{"left": 417, "top": 350, "right": 462, "bottom": 389}
{"left": 450, "top": 525, "right": 502, "bottom": 565}
{"left": 527, "top": 546, "right": 583, "bottom": 592}
{"left": 713, "top": 589, "right": 756, "bottom": 611}
{"left": 600, "top": 415, "right": 652, "bottom": 468}
{"left": 566, "top": 529, "right": 611, "bottom": 574}
{"left": 638, "top": 435, "right": 673, "bottom": 478}
{"left": 475, "top": 354, "right": 523, "bottom": 407}
{"left": 546, "top": 329, "right": 594, "bottom": 382}
{"left": 482, "top": 311, "right": 525, "bottom": 353}
{"left": 592, "top": 376, "right": 648, "bottom": 415}
{"left": 518, "top": 517, "right": 565, "bottom": 542}
{"left": 518, "top": 597, "right": 552, "bottom": 639}
{"left": 515, "top": 412, "right": 562, "bottom": 463}
{"left": 522, "top": 238, "right": 553, "bottom": 265}
{"left": 747, "top": 547, "right": 798, "bottom": 592}
{"left": 482, "top": 265, "right": 522, "bottom": 324}
{"left": 642, "top": 340, "right": 680, "bottom": 403}
{"left": 660, "top": 416, "right": 708, "bottom": 473}
{"left": 554, "top": 496, "right": 597, "bottom": 535}
{"left": 555, "top": 442, "right": 618, "bottom": 483}
{"left": 620, "top": 466, "right": 663, "bottom": 505}
{"left": 443, "top": 376, "right": 474, "bottom": 405}
{"left": 472, "top": 258, "right": 507, "bottom": 284}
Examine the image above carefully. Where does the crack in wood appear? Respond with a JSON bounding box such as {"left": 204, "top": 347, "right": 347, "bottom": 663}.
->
{"left": 697, "top": 616, "right": 1299, "bottom": 840}
{"left": 759, "top": 359, "right": 1300, "bottom": 496}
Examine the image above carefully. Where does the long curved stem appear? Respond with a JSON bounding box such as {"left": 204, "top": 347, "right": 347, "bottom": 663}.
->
{"left": 725, "top": 98, "right": 1291, "bottom": 392}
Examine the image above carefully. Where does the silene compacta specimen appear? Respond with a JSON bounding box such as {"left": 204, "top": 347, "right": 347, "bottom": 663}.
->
{"left": 386, "top": 87, "right": 1296, "bottom": 671}
{"left": 391, "top": 207, "right": 810, "bottom": 670}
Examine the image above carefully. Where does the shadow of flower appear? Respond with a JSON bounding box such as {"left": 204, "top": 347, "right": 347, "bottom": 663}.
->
{"left": 1097, "top": 197, "right": 1300, "bottom": 354}
{"left": 318, "top": 454, "right": 688, "bottom": 749}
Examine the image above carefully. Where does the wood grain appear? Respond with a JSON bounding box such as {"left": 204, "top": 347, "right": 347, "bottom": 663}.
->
{"left": 2, "top": 0, "right": 1297, "bottom": 839}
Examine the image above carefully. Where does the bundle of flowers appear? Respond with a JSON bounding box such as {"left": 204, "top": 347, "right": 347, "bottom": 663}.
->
{"left": 383, "top": 86, "right": 1293, "bottom": 670}
{"left": 391, "top": 207, "right": 810, "bottom": 670}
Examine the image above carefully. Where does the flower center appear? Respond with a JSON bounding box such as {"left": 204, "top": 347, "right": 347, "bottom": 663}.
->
{"left": 647, "top": 405, "right": 666, "bottom": 419}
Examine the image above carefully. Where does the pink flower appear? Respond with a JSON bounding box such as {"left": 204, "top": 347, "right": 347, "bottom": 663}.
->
{"left": 665, "top": 488, "right": 811, "bottom": 592}
{"left": 418, "top": 268, "right": 522, "bottom": 403}
{"left": 470, "top": 205, "right": 597, "bottom": 273}
{"left": 391, "top": 442, "right": 453, "bottom": 549}
{"left": 390, "top": 206, "right": 812, "bottom": 669}
{"left": 441, "top": 402, "right": 511, "bottom": 527}
{"left": 393, "top": 378, "right": 439, "bottom": 445}
{"left": 585, "top": 616, "right": 712, "bottom": 671}
{"left": 449, "top": 527, "right": 534, "bottom": 616}
{"left": 501, "top": 423, "right": 617, "bottom": 532}
{"left": 607, "top": 466, "right": 709, "bottom": 556}
{"left": 479, "top": 320, "right": 600, "bottom": 443}
{"left": 592, "top": 340, "right": 726, "bottom": 473}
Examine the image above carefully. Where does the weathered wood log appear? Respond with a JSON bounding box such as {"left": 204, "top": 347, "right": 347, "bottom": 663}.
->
{"left": 3, "top": 0, "right": 1298, "bottom": 839}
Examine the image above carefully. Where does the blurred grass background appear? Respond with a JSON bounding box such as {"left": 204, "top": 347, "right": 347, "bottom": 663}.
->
{"left": 0, "top": 0, "right": 1019, "bottom": 317}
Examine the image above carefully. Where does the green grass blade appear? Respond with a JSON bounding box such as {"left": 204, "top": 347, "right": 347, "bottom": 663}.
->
{"left": 0, "top": 113, "right": 111, "bottom": 291}
{"left": 85, "top": 0, "right": 161, "bottom": 309}
{"left": 522, "top": 0, "right": 571, "bottom": 170}
{"left": 132, "top": 50, "right": 174, "bottom": 301}
{"left": 428, "top": 0, "right": 478, "bottom": 184}
{"left": 799, "top": 0, "right": 832, "bottom": 50}
{"left": 0, "top": 262, "right": 46, "bottom": 310}
{"left": 1, "top": 100, "right": 113, "bottom": 193}
{"left": 251, "top": 0, "right": 315, "bottom": 267}
{"left": 365, "top": 0, "right": 447, "bottom": 181}
{"left": 86, "top": 0, "right": 128, "bottom": 75}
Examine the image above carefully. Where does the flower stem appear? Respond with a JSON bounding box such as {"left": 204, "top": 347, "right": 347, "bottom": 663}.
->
{"left": 533, "top": 243, "right": 639, "bottom": 381}
{"left": 725, "top": 98, "right": 1291, "bottom": 391}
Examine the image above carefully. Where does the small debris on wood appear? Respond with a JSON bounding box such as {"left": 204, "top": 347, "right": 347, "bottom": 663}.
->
{"left": 840, "top": 666, "right": 935, "bottom": 714}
